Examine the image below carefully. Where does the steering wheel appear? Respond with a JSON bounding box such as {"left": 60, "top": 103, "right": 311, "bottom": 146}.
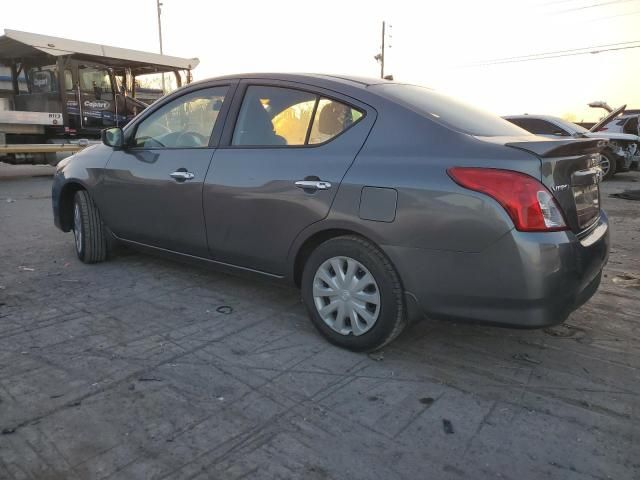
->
{"left": 175, "top": 131, "right": 207, "bottom": 147}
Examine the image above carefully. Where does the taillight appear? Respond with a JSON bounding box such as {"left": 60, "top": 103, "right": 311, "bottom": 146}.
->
{"left": 447, "top": 167, "right": 568, "bottom": 232}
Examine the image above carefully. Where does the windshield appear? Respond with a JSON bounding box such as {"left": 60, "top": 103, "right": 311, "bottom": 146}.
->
{"left": 27, "top": 65, "right": 58, "bottom": 93}
{"left": 371, "top": 83, "right": 531, "bottom": 137}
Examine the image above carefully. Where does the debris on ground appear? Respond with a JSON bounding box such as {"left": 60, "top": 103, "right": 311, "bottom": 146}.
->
{"left": 6, "top": 198, "right": 15, "bottom": 203}
{"left": 419, "top": 397, "right": 435, "bottom": 406}
{"left": 18, "top": 266, "right": 35, "bottom": 272}
{"left": 216, "top": 305, "right": 233, "bottom": 314}
{"left": 512, "top": 353, "right": 542, "bottom": 365}
{"left": 138, "top": 377, "right": 162, "bottom": 382}
{"left": 442, "top": 419, "right": 454, "bottom": 434}
{"left": 611, "top": 273, "right": 640, "bottom": 289}
{"left": 544, "top": 324, "right": 578, "bottom": 338}
{"left": 1, "top": 427, "right": 16, "bottom": 435}
{"left": 368, "top": 351, "right": 384, "bottom": 361}
{"left": 609, "top": 190, "right": 640, "bottom": 201}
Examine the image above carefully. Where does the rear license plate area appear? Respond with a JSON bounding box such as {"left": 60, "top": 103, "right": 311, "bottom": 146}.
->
{"left": 573, "top": 183, "right": 600, "bottom": 229}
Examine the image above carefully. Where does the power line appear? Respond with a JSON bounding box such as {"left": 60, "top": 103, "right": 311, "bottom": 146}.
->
{"left": 590, "top": 8, "right": 640, "bottom": 19}
{"left": 465, "top": 40, "right": 640, "bottom": 66}
{"left": 465, "top": 43, "right": 640, "bottom": 66}
{"left": 556, "top": 0, "right": 637, "bottom": 13}
{"left": 542, "top": 0, "right": 582, "bottom": 5}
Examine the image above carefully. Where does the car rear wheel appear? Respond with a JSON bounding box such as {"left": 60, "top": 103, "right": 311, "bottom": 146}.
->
{"left": 599, "top": 151, "right": 616, "bottom": 180}
{"left": 301, "top": 235, "right": 406, "bottom": 351}
{"left": 73, "top": 190, "right": 108, "bottom": 263}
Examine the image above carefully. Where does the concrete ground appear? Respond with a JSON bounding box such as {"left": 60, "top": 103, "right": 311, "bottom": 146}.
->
{"left": 0, "top": 162, "right": 55, "bottom": 180}
{"left": 0, "top": 169, "right": 638, "bottom": 480}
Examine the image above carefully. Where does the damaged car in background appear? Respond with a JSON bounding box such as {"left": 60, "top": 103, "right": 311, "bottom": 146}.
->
{"left": 504, "top": 111, "right": 639, "bottom": 179}
{"left": 588, "top": 102, "right": 640, "bottom": 170}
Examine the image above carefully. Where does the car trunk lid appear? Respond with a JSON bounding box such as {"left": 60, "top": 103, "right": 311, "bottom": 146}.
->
{"left": 590, "top": 104, "right": 626, "bottom": 132}
{"left": 505, "top": 138, "right": 605, "bottom": 234}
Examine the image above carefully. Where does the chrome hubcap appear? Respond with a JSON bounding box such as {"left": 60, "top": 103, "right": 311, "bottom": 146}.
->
{"left": 312, "top": 256, "right": 380, "bottom": 336}
{"left": 73, "top": 203, "right": 82, "bottom": 252}
{"left": 599, "top": 154, "right": 610, "bottom": 176}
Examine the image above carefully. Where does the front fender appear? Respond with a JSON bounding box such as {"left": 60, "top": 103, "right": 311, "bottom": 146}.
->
{"left": 51, "top": 144, "right": 114, "bottom": 231}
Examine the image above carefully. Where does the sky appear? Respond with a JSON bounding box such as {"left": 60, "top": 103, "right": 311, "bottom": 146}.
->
{"left": 1, "top": 0, "right": 638, "bottom": 122}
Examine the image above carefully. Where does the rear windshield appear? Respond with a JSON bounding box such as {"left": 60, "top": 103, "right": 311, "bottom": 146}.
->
{"left": 371, "top": 83, "right": 532, "bottom": 137}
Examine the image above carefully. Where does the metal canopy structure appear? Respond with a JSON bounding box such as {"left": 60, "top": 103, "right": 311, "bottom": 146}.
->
{"left": 0, "top": 29, "right": 199, "bottom": 75}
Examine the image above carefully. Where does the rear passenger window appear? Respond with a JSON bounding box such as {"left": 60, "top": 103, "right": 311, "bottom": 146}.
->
{"left": 232, "top": 85, "right": 364, "bottom": 147}
{"left": 233, "top": 86, "right": 316, "bottom": 146}
{"left": 308, "top": 99, "right": 363, "bottom": 144}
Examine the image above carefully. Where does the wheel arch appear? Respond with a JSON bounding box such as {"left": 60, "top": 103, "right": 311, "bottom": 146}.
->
{"left": 290, "top": 225, "right": 424, "bottom": 324}
{"left": 58, "top": 181, "right": 88, "bottom": 232}
{"left": 292, "top": 228, "right": 378, "bottom": 287}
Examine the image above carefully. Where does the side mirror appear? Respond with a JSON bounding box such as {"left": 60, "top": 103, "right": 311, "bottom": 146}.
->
{"left": 101, "top": 127, "right": 124, "bottom": 149}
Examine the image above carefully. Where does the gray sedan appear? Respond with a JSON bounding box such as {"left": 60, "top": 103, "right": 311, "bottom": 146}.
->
{"left": 52, "top": 74, "right": 609, "bottom": 351}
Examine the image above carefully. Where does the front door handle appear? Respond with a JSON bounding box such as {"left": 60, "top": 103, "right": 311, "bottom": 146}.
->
{"left": 170, "top": 170, "right": 195, "bottom": 181}
{"left": 295, "top": 180, "right": 332, "bottom": 191}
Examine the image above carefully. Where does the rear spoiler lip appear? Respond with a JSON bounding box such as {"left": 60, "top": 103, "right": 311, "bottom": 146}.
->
{"left": 505, "top": 138, "right": 607, "bottom": 158}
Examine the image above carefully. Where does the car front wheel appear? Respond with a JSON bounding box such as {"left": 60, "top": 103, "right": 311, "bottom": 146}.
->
{"left": 73, "top": 190, "right": 108, "bottom": 263}
{"left": 301, "top": 235, "right": 407, "bottom": 351}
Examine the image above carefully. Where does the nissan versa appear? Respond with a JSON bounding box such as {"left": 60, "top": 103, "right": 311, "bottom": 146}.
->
{"left": 52, "top": 74, "right": 610, "bottom": 351}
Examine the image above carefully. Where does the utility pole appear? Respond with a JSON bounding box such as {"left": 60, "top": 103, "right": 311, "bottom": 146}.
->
{"left": 380, "top": 21, "right": 385, "bottom": 79}
{"left": 374, "top": 21, "right": 391, "bottom": 79}
{"left": 156, "top": 0, "right": 165, "bottom": 94}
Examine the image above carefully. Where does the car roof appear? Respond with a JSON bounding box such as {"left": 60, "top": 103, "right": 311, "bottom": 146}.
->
{"left": 191, "top": 73, "right": 390, "bottom": 90}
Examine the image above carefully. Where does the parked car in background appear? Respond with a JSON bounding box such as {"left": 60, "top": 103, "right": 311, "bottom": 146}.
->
{"left": 589, "top": 106, "right": 640, "bottom": 170}
{"left": 52, "top": 74, "right": 609, "bottom": 351}
{"left": 504, "top": 113, "right": 639, "bottom": 179}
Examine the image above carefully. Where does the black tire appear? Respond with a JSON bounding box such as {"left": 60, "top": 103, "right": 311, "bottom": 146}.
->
{"left": 600, "top": 150, "right": 617, "bottom": 180}
{"left": 73, "top": 190, "right": 108, "bottom": 263}
{"left": 301, "top": 235, "right": 406, "bottom": 352}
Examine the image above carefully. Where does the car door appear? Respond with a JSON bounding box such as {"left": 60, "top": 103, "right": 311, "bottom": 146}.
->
{"left": 203, "top": 81, "right": 375, "bottom": 275}
{"left": 76, "top": 64, "right": 117, "bottom": 132}
{"left": 62, "top": 66, "right": 81, "bottom": 132}
{"left": 96, "top": 83, "right": 235, "bottom": 257}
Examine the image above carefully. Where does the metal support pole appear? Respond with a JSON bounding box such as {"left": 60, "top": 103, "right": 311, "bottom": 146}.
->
{"left": 10, "top": 62, "right": 19, "bottom": 96}
{"left": 157, "top": 0, "right": 165, "bottom": 94}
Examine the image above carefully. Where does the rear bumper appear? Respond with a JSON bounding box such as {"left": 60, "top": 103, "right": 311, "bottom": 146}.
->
{"left": 384, "top": 212, "right": 609, "bottom": 328}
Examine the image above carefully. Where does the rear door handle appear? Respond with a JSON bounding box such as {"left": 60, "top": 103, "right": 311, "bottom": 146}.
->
{"left": 170, "top": 170, "right": 195, "bottom": 181}
{"left": 295, "top": 180, "right": 332, "bottom": 191}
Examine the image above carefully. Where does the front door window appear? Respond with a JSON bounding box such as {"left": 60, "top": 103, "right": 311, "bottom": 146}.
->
{"left": 133, "top": 87, "right": 228, "bottom": 149}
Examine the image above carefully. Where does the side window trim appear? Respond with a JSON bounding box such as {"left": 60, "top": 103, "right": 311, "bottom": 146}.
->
{"left": 126, "top": 82, "right": 237, "bottom": 150}
{"left": 221, "top": 80, "right": 366, "bottom": 149}
{"left": 303, "top": 97, "right": 320, "bottom": 145}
